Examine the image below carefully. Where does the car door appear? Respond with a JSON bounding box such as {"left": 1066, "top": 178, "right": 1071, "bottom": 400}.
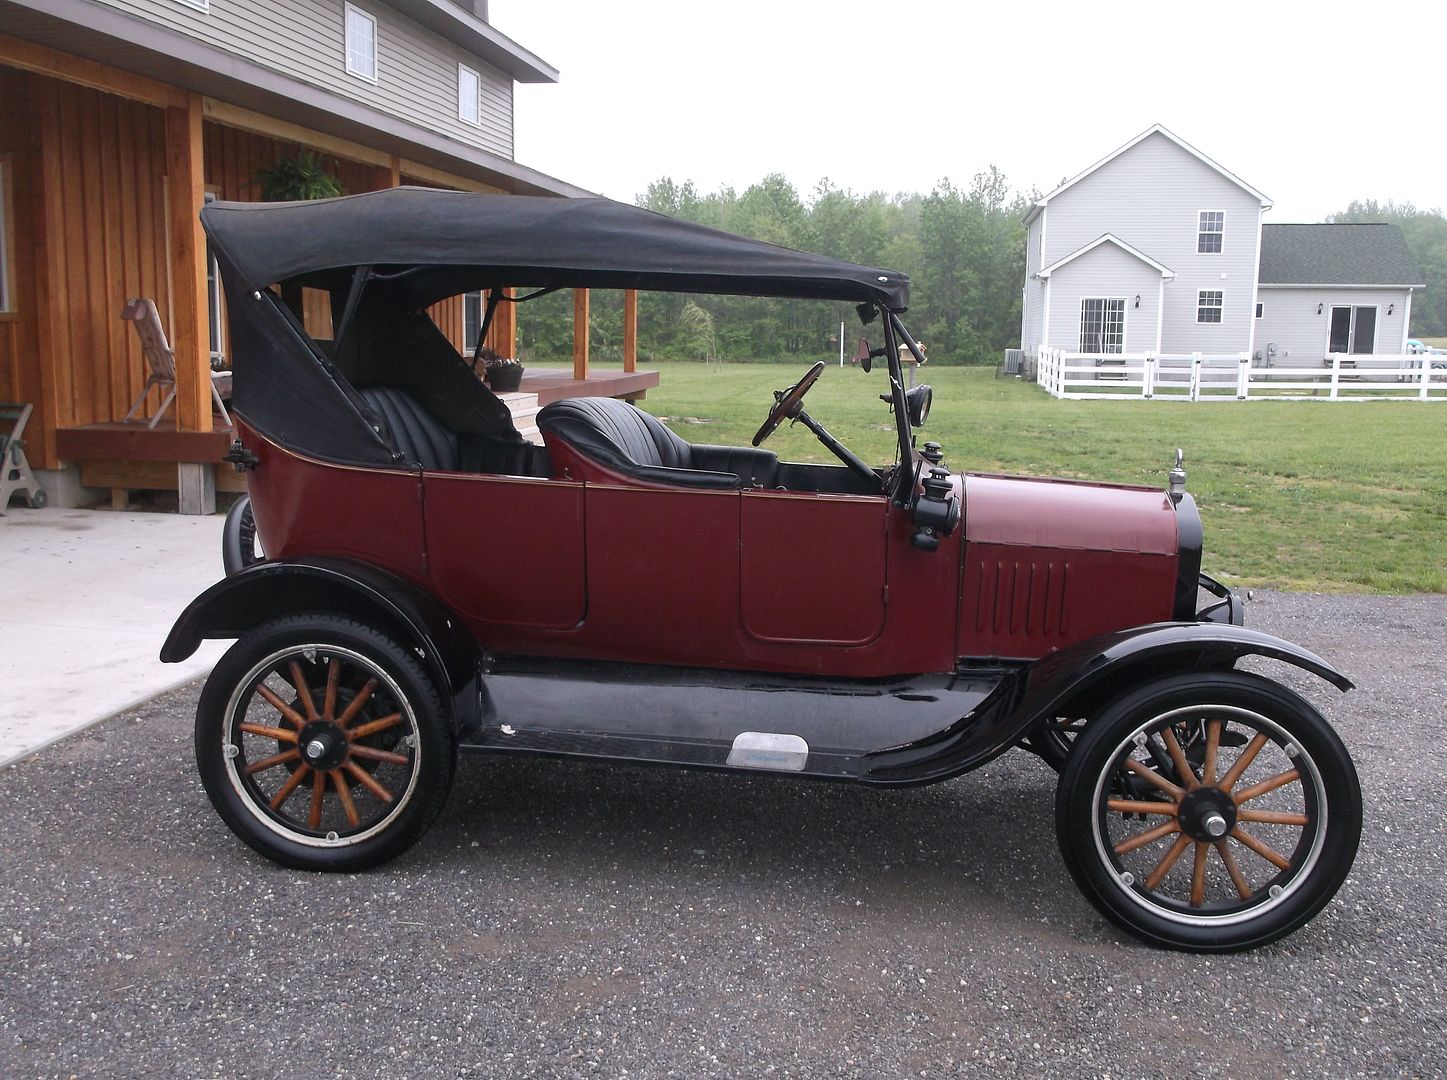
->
{"left": 739, "top": 489, "right": 889, "bottom": 646}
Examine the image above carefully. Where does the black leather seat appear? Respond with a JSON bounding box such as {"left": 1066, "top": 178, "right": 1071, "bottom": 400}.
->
{"left": 537, "top": 396, "right": 777, "bottom": 489}
{"left": 357, "top": 386, "right": 458, "bottom": 471}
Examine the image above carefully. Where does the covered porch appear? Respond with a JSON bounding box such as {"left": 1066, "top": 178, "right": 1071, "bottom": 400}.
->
{"left": 0, "top": 32, "right": 656, "bottom": 514}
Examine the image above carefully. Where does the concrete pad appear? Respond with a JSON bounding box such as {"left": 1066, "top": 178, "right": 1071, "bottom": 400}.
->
{"left": 0, "top": 507, "right": 228, "bottom": 767}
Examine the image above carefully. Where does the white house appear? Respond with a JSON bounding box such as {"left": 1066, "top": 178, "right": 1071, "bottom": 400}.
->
{"left": 1020, "top": 126, "right": 1424, "bottom": 366}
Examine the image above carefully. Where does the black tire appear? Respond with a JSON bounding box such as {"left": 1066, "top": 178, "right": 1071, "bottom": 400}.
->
{"left": 221, "top": 494, "right": 264, "bottom": 576}
{"left": 195, "top": 614, "right": 456, "bottom": 871}
{"left": 1056, "top": 671, "right": 1360, "bottom": 952}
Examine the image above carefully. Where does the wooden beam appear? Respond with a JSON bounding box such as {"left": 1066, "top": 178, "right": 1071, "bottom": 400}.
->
{"left": 0, "top": 32, "right": 187, "bottom": 110}
{"left": 202, "top": 98, "right": 391, "bottom": 169}
{"left": 80, "top": 459, "right": 247, "bottom": 494}
{"left": 165, "top": 93, "right": 211, "bottom": 433}
{"left": 486, "top": 287, "right": 516, "bottom": 358}
{"left": 29, "top": 78, "right": 69, "bottom": 468}
{"left": 572, "top": 289, "right": 589, "bottom": 380}
{"left": 398, "top": 157, "right": 505, "bottom": 194}
{"left": 623, "top": 289, "right": 638, "bottom": 373}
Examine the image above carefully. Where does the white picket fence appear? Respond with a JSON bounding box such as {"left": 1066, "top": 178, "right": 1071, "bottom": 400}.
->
{"left": 1035, "top": 349, "right": 1447, "bottom": 401}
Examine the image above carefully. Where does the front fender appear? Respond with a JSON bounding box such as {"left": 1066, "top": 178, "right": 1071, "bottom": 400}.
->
{"left": 162, "top": 557, "right": 482, "bottom": 734}
{"left": 863, "top": 622, "right": 1350, "bottom": 786}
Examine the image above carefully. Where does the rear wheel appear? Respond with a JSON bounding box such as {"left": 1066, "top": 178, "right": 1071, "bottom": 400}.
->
{"left": 195, "top": 614, "right": 455, "bottom": 871}
{"left": 221, "top": 494, "right": 264, "bottom": 576}
{"left": 1056, "top": 671, "right": 1360, "bottom": 952}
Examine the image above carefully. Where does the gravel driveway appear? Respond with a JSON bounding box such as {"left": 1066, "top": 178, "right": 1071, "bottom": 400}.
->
{"left": 1, "top": 592, "right": 1444, "bottom": 1078}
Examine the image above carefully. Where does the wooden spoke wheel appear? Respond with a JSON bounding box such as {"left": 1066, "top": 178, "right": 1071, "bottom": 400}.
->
{"left": 1056, "top": 672, "right": 1360, "bottom": 953}
{"left": 196, "top": 615, "right": 455, "bottom": 871}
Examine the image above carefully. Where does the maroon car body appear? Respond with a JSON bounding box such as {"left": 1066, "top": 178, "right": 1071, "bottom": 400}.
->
{"left": 165, "top": 190, "right": 1361, "bottom": 953}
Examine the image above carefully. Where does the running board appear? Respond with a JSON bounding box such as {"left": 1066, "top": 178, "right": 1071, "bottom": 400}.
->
{"left": 461, "top": 725, "right": 860, "bottom": 779}
{"left": 458, "top": 657, "right": 1009, "bottom": 781}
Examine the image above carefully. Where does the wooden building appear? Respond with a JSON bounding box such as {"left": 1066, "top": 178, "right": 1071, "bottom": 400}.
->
{"left": 0, "top": 0, "right": 654, "bottom": 511}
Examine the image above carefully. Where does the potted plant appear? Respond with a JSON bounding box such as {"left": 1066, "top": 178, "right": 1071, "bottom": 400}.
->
{"left": 475, "top": 347, "right": 525, "bottom": 392}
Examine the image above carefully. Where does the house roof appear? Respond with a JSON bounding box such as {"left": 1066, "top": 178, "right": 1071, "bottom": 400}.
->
{"left": 1022, "top": 124, "right": 1272, "bottom": 227}
{"left": 1258, "top": 224, "right": 1425, "bottom": 288}
{"left": 1036, "top": 233, "right": 1175, "bottom": 280}
{"left": 382, "top": 0, "right": 558, "bottom": 83}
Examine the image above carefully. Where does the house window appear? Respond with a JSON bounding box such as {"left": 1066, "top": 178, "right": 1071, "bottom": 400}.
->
{"left": 1198, "top": 211, "right": 1224, "bottom": 254}
{"left": 0, "top": 157, "right": 12, "bottom": 314}
{"left": 1079, "top": 298, "right": 1125, "bottom": 353}
{"left": 345, "top": 4, "right": 378, "bottom": 82}
{"left": 463, "top": 291, "right": 483, "bottom": 351}
{"left": 1255, "top": 302, "right": 1263, "bottom": 318}
{"left": 1198, "top": 290, "right": 1224, "bottom": 323}
{"left": 458, "top": 65, "right": 481, "bottom": 126}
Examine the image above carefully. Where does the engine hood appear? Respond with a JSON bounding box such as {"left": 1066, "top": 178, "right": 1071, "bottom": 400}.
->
{"left": 954, "top": 473, "right": 1190, "bottom": 660}
{"left": 962, "top": 473, "right": 1178, "bottom": 555}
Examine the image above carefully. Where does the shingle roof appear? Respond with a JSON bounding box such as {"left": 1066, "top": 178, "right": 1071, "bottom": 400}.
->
{"left": 1259, "top": 223, "right": 1424, "bottom": 286}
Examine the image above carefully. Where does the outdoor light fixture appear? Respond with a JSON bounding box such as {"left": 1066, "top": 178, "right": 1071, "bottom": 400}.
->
{"left": 1317, "top": 303, "right": 1324, "bottom": 315}
{"left": 1388, "top": 303, "right": 1395, "bottom": 315}
{"left": 1134, "top": 294, "right": 1141, "bottom": 308}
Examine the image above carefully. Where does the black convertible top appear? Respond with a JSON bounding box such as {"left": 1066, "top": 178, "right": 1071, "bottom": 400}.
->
{"left": 200, "top": 188, "right": 909, "bottom": 310}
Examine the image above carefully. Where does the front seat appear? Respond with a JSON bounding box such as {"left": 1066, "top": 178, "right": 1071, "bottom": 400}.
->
{"left": 537, "top": 397, "right": 777, "bottom": 489}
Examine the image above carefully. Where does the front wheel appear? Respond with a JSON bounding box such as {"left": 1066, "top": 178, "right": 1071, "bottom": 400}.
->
{"left": 195, "top": 614, "right": 456, "bottom": 871}
{"left": 1055, "top": 671, "right": 1360, "bottom": 952}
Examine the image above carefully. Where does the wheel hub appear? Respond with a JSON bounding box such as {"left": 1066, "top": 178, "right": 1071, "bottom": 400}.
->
{"left": 297, "top": 720, "right": 349, "bottom": 772}
{"left": 1177, "top": 785, "right": 1237, "bottom": 842}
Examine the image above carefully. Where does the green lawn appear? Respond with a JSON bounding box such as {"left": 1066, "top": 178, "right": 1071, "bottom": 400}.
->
{"left": 607, "top": 361, "right": 1445, "bottom": 594}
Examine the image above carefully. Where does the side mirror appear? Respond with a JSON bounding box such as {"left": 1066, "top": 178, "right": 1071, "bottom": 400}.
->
{"left": 852, "top": 338, "right": 873, "bottom": 373}
{"left": 905, "top": 383, "right": 932, "bottom": 427}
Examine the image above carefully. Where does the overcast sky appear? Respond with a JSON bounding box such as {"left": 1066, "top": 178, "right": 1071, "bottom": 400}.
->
{"left": 492, "top": 0, "right": 1446, "bottom": 222}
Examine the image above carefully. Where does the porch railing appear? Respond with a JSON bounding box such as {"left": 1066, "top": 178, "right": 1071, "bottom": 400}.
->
{"left": 1035, "top": 349, "right": 1447, "bottom": 401}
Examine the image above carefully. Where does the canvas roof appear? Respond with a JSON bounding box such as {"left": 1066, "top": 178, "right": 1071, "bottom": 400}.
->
{"left": 1258, "top": 223, "right": 1425, "bottom": 287}
{"left": 201, "top": 188, "right": 911, "bottom": 310}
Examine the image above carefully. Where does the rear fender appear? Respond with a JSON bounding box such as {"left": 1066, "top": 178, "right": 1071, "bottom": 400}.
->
{"left": 864, "top": 622, "right": 1350, "bottom": 785}
{"left": 162, "top": 558, "right": 482, "bottom": 735}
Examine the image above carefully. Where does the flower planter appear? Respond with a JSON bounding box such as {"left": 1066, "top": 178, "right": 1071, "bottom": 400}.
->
{"left": 487, "top": 365, "right": 524, "bottom": 392}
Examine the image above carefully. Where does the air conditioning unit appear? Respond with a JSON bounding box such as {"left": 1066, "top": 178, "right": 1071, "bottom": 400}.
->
{"left": 1000, "top": 349, "right": 1025, "bottom": 377}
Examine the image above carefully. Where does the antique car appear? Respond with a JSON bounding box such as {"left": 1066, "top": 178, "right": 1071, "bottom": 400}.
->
{"left": 165, "top": 189, "right": 1361, "bottom": 953}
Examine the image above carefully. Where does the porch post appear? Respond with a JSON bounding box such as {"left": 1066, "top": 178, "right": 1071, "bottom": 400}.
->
{"left": 623, "top": 289, "right": 638, "bottom": 373}
{"left": 496, "top": 288, "right": 516, "bottom": 357}
{"left": 572, "top": 288, "right": 589, "bottom": 380}
{"left": 374, "top": 153, "right": 401, "bottom": 190}
{"left": 164, "top": 91, "right": 210, "bottom": 436}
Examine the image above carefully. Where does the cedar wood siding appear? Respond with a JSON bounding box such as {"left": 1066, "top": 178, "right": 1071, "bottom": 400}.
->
{"left": 1043, "top": 132, "right": 1262, "bottom": 355}
{"left": 0, "top": 69, "right": 39, "bottom": 411}
{"left": 1045, "top": 242, "right": 1163, "bottom": 355}
{"left": 1255, "top": 287, "right": 1413, "bottom": 366}
{"left": 1020, "top": 215, "right": 1044, "bottom": 355}
{"left": 89, "top": 0, "right": 514, "bottom": 158}
{"left": 0, "top": 70, "right": 177, "bottom": 467}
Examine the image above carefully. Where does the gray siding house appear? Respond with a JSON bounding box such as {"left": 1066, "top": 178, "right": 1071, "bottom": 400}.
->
{"left": 1022, "top": 126, "right": 1270, "bottom": 360}
{"left": 1256, "top": 224, "right": 1423, "bottom": 364}
{"left": 1021, "top": 126, "right": 1424, "bottom": 366}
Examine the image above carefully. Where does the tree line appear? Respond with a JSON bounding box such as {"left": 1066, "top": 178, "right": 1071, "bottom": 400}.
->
{"left": 510, "top": 178, "right": 1447, "bottom": 366}
{"left": 513, "top": 169, "right": 1035, "bottom": 367}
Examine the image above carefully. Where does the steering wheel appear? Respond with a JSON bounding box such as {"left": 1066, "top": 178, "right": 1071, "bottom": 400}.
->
{"left": 752, "top": 361, "right": 825, "bottom": 446}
